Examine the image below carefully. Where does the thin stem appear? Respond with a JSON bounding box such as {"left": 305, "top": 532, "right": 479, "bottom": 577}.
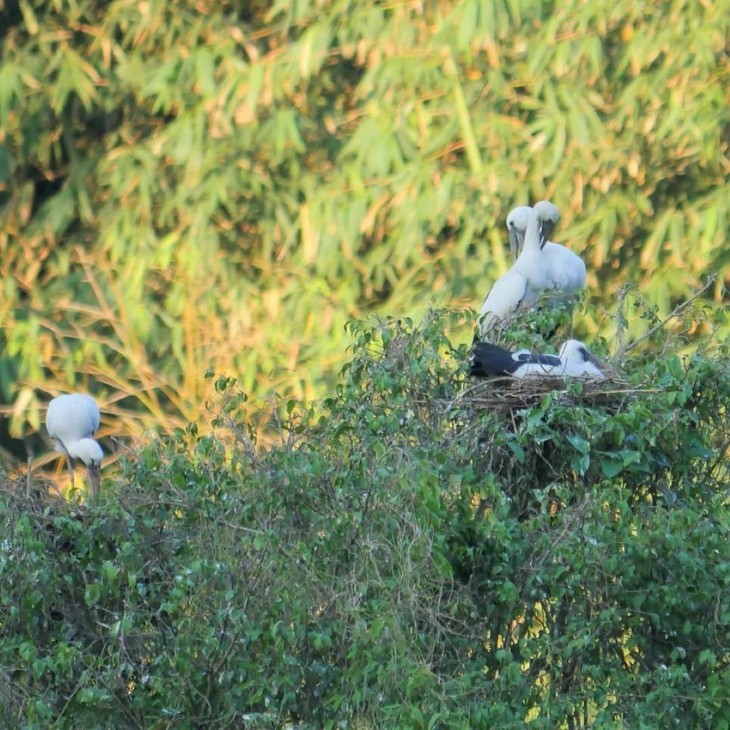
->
{"left": 615, "top": 276, "right": 717, "bottom": 360}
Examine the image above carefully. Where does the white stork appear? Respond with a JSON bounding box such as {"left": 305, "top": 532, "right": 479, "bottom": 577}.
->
{"left": 507, "top": 204, "right": 586, "bottom": 299}
{"left": 46, "top": 393, "right": 103, "bottom": 498}
{"left": 478, "top": 201, "right": 560, "bottom": 338}
{"left": 506, "top": 205, "right": 533, "bottom": 261}
{"left": 470, "top": 339, "right": 608, "bottom": 380}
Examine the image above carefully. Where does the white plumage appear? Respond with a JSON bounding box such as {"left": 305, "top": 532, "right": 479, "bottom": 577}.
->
{"left": 478, "top": 201, "right": 561, "bottom": 338}
{"left": 506, "top": 205, "right": 533, "bottom": 261}
{"left": 557, "top": 340, "right": 607, "bottom": 379}
{"left": 507, "top": 205, "right": 586, "bottom": 297}
{"left": 46, "top": 393, "right": 103, "bottom": 497}
{"left": 470, "top": 339, "right": 608, "bottom": 380}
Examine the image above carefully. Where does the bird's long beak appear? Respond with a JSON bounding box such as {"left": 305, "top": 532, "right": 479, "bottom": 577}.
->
{"left": 87, "top": 463, "right": 101, "bottom": 500}
{"left": 539, "top": 222, "right": 554, "bottom": 249}
{"left": 586, "top": 351, "right": 613, "bottom": 375}
{"left": 508, "top": 228, "right": 521, "bottom": 260}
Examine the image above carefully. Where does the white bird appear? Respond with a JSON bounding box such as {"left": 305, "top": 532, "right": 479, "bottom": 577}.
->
{"left": 478, "top": 201, "right": 561, "bottom": 338}
{"left": 557, "top": 340, "right": 609, "bottom": 378}
{"left": 507, "top": 205, "right": 586, "bottom": 298}
{"left": 506, "top": 205, "right": 533, "bottom": 261}
{"left": 46, "top": 393, "right": 103, "bottom": 498}
{"left": 470, "top": 339, "right": 608, "bottom": 380}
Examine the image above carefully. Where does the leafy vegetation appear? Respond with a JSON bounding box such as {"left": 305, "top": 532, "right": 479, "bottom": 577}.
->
{"left": 1, "top": 311, "right": 728, "bottom": 728}
{"left": 0, "top": 1, "right": 728, "bottom": 722}
{"left": 0, "top": 0, "right": 727, "bottom": 455}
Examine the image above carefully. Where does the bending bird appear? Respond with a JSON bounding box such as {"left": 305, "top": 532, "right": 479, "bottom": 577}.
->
{"left": 46, "top": 393, "right": 103, "bottom": 498}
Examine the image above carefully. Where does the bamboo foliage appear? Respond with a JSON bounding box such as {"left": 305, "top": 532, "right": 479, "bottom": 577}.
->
{"left": 0, "top": 0, "right": 727, "bottom": 449}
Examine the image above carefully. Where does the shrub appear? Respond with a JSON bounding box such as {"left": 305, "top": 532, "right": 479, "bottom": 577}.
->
{"left": 1, "top": 310, "right": 728, "bottom": 728}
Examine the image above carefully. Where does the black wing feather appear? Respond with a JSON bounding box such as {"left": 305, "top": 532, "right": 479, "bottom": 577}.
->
{"left": 471, "top": 343, "right": 562, "bottom": 378}
{"left": 514, "top": 352, "right": 562, "bottom": 367}
{"left": 470, "top": 342, "right": 520, "bottom": 378}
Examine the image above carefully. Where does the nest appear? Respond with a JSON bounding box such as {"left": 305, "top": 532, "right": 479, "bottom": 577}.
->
{"left": 453, "top": 375, "right": 649, "bottom": 414}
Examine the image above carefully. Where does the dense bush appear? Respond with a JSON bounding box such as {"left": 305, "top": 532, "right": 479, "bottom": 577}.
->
{"left": 1, "top": 311, "right": 728, "bottom": 728}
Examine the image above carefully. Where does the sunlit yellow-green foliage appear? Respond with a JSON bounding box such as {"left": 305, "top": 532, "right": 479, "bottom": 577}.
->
{"left": 0, "top": 0, "right": 727, "bottom": 454}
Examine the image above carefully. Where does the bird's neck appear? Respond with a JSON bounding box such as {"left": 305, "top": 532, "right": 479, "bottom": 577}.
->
{"left": 521, "top": 213, "right": 543, "bottom": 256}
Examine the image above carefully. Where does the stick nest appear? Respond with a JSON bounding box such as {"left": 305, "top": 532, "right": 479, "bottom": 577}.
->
{"left": 453, "top": 375, "right": 647, "bottom": 414}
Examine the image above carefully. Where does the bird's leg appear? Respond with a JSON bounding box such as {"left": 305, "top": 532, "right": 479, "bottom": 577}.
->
{"left": 56, "top": 438, "right": 76, "bottom": 490}
{"left": 64, "top": 452, "right": 76, "bottom": 490}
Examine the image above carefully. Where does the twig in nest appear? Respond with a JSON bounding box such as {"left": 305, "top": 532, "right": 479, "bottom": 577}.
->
{"left": 450, "top": 378, "right": 644, "bottom": 411}
{"left": 420, "top": 377, "right": 647, "bottom": 416}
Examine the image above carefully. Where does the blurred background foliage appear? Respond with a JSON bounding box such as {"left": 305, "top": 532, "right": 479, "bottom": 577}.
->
{"left": 0, "top": 0, "right": 728, "bottom": 463}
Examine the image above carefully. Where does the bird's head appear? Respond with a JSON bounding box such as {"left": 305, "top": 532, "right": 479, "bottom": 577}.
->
{"left": 73, "top": 438, "right": 103, "bottom": 499}
{"left": 559, "top": 340, "right": 609, "bottom": 373}
{"left": 533, "top": 200, "right": 561, "bottom": 249}
{"left": 70, "top": 437, "right": 104, "bottom": 466}
{"left": 506, "top": 206, "right": 532, "bottom": 259}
